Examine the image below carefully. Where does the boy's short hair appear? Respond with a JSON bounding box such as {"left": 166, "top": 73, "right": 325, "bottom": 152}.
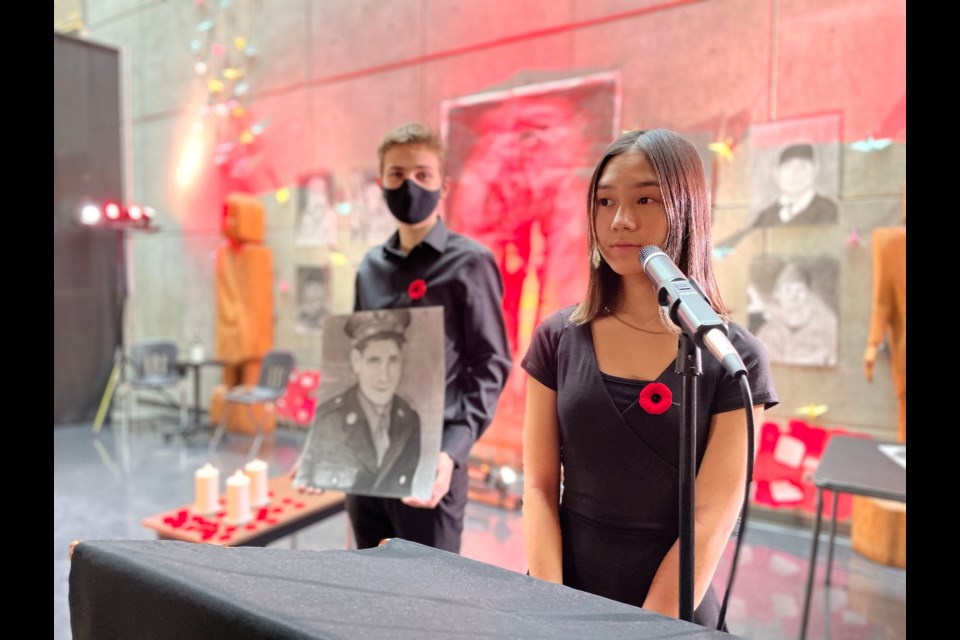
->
{"left": 377, "top": 123, "right": 445, "bottom": 172}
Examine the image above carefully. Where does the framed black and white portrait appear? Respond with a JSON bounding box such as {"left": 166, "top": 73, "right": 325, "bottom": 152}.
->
{"left": 749, "top": 255, "right": 840, "bottom": 367}
{"left": 294, "top": 265, "right": 329, "bottom": 335}
{"left": 749, "top": 114, "right": 842, "bottom": 228}
{"left": 344, "top": 169, "right": 396, "bottom": 248}
{"left": 294, "top": 306, "right": 445, "bottom": 499}
{"left": 295, "top": 172, "right": 338, "bottom": 247}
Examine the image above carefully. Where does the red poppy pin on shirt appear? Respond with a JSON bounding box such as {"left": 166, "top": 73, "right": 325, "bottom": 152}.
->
{"left": 639, "top": 382, "right": 673, "bottom": 415}
{"left": 408, "top": 279, "right": 427, "bottom": 300}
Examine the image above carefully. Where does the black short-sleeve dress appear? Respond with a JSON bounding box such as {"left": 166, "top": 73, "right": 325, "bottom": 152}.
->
{"left": 521, "top": 305, "right": 778, "bottom": 628}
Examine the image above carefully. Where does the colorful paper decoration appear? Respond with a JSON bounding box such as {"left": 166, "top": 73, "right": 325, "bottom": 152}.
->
{"left": 796, "top": 403, "right": 828, "bottom": 420}
{"left": 752, "top": 419, "right": 870, "bottom": 518}
{"left": 274, "top": 369, "right": 321, "bottom": 426}
{"left": 708, "top": 138, "right": 735, "bottom": 161}
{"left": 188, "top": 0, "right": 270, "bottom": 184}
{"left": 845, "top": 227, "right": 862, "bottom": 247}
{"left": 851, "top": 135, "right": 892, "bottom": 152}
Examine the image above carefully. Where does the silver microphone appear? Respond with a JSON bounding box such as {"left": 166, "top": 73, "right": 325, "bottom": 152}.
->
{"left": 639, "top": 245, "right": 746, "bottom": 376}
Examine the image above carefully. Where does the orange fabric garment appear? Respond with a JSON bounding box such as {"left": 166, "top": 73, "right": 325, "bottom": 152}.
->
{"left": 868, "top": 226, "right": 906, "bottom": 441}
{"left": 214, "top": 193, "right": 273, "bottom": 365}
{"left": 212, "top": 193, "right": 275, "bottom": 433}
{"left": 223, "top": 192, "right": 265, "bottom": 243}
{"left": 215, "top": 243, "right": 273, "bottom": 364}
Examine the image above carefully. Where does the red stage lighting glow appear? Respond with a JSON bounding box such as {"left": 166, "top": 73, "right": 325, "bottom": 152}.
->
{"left": 105, "top": 202, "right": 121, "bottom": 220}
{"left": 128, "top": 204, "right": 143, "bottom": 220}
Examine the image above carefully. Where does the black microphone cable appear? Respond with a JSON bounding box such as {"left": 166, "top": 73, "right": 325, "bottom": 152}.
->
{"left": 716, "top": 372, "right": 756, "bottom": 631}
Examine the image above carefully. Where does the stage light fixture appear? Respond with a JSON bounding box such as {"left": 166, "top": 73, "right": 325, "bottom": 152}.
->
{"left": 80, "top": 204, "right": 102, "bottom": 225}
{"left": 78, "top": 200, "right": 159, "bottom": 231}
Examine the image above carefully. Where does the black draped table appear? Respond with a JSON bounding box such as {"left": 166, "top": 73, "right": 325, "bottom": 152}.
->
{"left": 70, "top": 538, "right": 740, "bottom": 639}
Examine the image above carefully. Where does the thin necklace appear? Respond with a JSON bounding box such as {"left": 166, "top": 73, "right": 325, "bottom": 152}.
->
{"left": 603, "top": 306, "right": 669, "bottom": 335}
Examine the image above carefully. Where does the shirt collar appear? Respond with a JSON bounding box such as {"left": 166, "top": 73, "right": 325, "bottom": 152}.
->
{"left": 383, "top": 217, "right": 450, "bottom": 258}
{"left": 356, "top": 387, "right": 392, "bottom": 424}
{"left": 777, "top": 189, "right": 816, "bottom": 221}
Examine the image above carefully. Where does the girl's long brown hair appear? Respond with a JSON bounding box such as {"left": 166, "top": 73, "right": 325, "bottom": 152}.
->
{"left": 571, "top": 129, "right": 727, "bottom": 324}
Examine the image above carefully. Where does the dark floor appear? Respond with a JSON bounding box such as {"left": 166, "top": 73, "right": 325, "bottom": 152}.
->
{"left": 54, "top": 413, "right": 905, "bottom": 639}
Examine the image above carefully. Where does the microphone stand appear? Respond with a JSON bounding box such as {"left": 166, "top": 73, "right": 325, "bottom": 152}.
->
{"left": 674, "top": 331, "right": 700, "bottom": 623}
{"left": 640, "top": 246, "right": 745, "bottom": 624}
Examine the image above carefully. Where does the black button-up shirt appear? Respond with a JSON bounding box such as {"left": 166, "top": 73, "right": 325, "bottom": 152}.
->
{"left": 354, "top": 218, "right": 512, "bottom": 467}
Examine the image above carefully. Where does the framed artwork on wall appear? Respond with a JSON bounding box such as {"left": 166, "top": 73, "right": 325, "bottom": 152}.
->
{"left": 295, "top": 265, "right": 330, "bottom": 335}
{"left": 440, "top": 71, "right": 621, "bottom": 456}
{"left": 342, "top": 168, "right": 396, "bottom": 248}
{"left": 295, "top": 172, "right": 338, "bottom": 248}
{"left": 749, "top": 254, "right": 840, "bottom": 367}
{"left": 748, "top": 113, "right": 842, "bottom": 229}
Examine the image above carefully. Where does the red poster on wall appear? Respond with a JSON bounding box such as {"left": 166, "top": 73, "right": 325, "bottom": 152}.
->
{"left": 441, "top": 72, "right": 621, "bottom": 462}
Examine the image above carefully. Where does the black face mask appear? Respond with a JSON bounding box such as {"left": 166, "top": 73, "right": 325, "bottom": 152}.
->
{"left": 382, "top": 179, "right": 441, "bottom": 224}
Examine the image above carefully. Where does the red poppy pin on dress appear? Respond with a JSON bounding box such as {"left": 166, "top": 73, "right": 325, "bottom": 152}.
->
{"left": 639, "top": 382, "right": 673, "bottom": 415}
{"left": 408, "top": 279, "right": 427, "bottom": 300}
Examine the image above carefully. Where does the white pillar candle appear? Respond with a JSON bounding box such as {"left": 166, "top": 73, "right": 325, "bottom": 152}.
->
{"left": 225, "top": 470, "right": 251, "bottom": 525}
{"left": 244, "top": 459, "right": 269, "bottom": 507}
{"left": 193, "top": 463, "right": 220, "bottom": 516}
{"left": 190, "top": 338, "right": 205, "bottom": 363}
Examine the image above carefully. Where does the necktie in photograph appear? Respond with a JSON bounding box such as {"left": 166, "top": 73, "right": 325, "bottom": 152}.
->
{"left": 374, "top": 411, "right": 390, "bottom": 466}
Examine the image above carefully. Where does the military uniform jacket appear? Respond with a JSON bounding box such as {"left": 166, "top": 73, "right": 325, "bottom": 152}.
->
{"left": 754, "top": 193, "right": 838, "bottom": 227}
{"left": 297, "top": 385, "right": 421, "bottom": 497}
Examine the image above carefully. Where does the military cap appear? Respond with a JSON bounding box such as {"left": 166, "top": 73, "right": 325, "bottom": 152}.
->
{"left": 778, "top": 142, "right": 815, "bottom": 164}
{"left": 344, "top": 309, "right": 412, "bottom": 346}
